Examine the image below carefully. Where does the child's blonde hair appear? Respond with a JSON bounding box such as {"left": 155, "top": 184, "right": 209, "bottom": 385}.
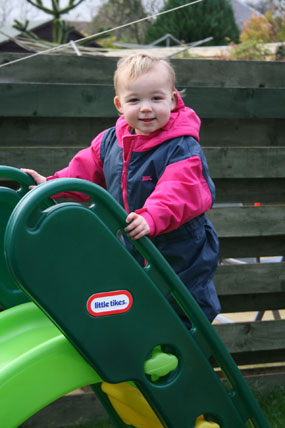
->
{"left": 114, "top": 53, "right": 176, "bottom": 95}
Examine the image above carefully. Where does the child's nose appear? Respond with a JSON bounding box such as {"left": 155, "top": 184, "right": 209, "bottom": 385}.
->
{"left": 140, "top": 101, "right": 152, "bottom": 111}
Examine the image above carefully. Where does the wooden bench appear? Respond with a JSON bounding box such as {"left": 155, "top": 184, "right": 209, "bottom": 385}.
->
{"left": 0, "top": 53, "right": 284, "bottom": 379}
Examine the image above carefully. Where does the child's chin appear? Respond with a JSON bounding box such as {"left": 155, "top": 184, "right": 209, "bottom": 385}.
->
{"left": 136, "top": 125, "right": 160, "bottom": 135}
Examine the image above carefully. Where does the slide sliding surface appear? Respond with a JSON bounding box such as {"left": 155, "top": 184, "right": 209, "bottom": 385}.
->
{"left": 0, "top": 302, "right": 100, "bottom": 427}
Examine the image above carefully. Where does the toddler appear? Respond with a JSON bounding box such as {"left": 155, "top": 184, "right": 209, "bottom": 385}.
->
{"left": 23, "top": 53, "right": 221, "bottom": 324}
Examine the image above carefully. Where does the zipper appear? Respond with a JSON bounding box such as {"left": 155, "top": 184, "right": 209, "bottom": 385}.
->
{"left": 121, "top": 139, "right": 134, "bottom": 213}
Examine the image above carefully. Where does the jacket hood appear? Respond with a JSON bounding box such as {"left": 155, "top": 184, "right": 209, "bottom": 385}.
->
{"left": 115, "top": 90, "right": 201, "bottom": 151}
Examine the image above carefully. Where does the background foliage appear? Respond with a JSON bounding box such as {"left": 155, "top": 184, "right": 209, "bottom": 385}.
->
{"left": 88, "top": 0, "right": 148, "bottom": 44}
{"left": 144, "top": 0, "right": 240, "bottom": 46}
{"left": 228, "top": 0, "right": 285, "bottom": 60}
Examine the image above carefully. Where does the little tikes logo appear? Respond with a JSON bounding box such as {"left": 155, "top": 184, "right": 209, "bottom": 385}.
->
{"left": 87, "top": 290, "right": 133, "bottom": 317}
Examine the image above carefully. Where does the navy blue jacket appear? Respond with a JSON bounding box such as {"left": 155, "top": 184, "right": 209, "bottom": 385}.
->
{"left": 49, "top": 95, "right": 221, "bottom": 322}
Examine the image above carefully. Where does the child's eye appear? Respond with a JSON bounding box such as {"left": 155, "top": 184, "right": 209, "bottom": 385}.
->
{"left": 153, "top": 96, "right": 163, "bottom": 101}
{"left": 128, "top": 98, "right": 138, "bottom": 103}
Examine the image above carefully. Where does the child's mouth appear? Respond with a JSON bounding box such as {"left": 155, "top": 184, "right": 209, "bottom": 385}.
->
{"left": 140, "top": 118, "right": 154, "bottom": 123}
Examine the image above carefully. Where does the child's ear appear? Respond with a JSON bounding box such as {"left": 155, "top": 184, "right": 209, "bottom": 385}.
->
{"left": 114, "top": 96, "right": 123, "bottom": 114}
{"left": 171, "top": 91, "right": 178, "bottom": 110}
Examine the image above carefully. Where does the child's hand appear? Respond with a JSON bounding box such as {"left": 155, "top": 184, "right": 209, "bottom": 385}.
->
{"left": 125, "top": 212, "right": 150, "bottom": 240}
{"left": 21, "top": 168, "right": 46, "bottom": 189}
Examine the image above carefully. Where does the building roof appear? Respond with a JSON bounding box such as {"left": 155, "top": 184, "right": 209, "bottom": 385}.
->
{"left": 231, "top": 0, "right": 261, "bottom": 31}
{"left": 0, "top": 20, "right": 47, "bottom": 44}
{"left": 0, "top": 19, "right": 101, "bottom": 53}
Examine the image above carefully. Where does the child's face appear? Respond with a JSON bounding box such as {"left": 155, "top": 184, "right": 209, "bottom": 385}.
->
{"left": 114, "top": 63, "right": 177, "bottom": 135}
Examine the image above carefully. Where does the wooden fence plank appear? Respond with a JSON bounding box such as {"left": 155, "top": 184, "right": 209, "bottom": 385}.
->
{"left": 2, "top": 146, "right": 285, "bottom": 178}
{"left": 214, "top": 178, "right": 285, "bottom": 204}
{"left": 214, "top": 320, "right": 285, "bottom": 354}
{"left": 1, "top": 54, "right": 285, "bottom": 88}
{"left": 0, "top": 83, "right": 117, "bottom": 118}
{"left": 216, "top": 263, "right": 285, "bottom": 312}
{"left": 0, "top": 54, "right": 117, "bottom": 83}
{"left": 1, "top": 147, "right": 285, "bottom": 203}
{"left": 1, "top": 118, "right": 285, "bottom": 148}
{"left": 173, "top": 59, "right": 285, "bottom": 88}
{"left": 208, "top": 206, "right": 285, "bottom": 238}
{"left": 201, "top": 118, "right": 285, "bottom": 147}
{"left": 208, "top": 206, "right": 285, "bottom": 258}
{"left": 204, "top": 147, "right": 285, "bottom": 179}
{"left": 0, "top": 147, "right": 80, "bottom": 176}
{"left": 215, "top": 263, "right": 285, "bottom": 295}
{"left": 1, "top": 83, "right": 284, "bottom": 118}
{"left": 184, "top": 87, "right": 285, "bottom": 119}
{"left": 219, "top": 292, "right": 284, "bottom": 313}
{"left": 0, "top": 117, "right": 114, "bottom": 147}
{"left": 218, "top": 236, "right": 285, "bottom": 259}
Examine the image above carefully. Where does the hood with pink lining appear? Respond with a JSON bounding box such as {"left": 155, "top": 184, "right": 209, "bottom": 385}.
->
{"left": 115, "top": 91, "right": 201, "bottom": 151}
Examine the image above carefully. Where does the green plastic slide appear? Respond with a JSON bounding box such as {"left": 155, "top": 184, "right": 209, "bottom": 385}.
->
{"left": 0, "top": 302, "right": 100, "bottom": 427}
{"left": 4, "top": 178, "right": 270, "bottom": 428}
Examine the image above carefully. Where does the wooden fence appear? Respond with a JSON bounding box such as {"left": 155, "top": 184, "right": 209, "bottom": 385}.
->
{"left": 0, "top": 53, "right": 285, "bottom": 375}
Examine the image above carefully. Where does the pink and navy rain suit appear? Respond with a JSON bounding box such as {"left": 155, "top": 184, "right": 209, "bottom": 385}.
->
{"left": 48, "top": 93, "right": 221, "bottom": 323}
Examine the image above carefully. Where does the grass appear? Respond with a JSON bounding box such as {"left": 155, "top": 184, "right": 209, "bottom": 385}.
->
{"left": 66, "top": 421, "right": 113, "bottom": 428}
{"left": 65, "top": 420, "right": 113, "bottom": 428}
{"left": 64, "top": 385, "right": 285, "bottom": 428}
{"left": 254, "top": 385, "right": 285, "bottom": 428}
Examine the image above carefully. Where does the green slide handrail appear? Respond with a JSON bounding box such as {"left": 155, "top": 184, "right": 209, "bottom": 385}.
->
{"left": 0, "top": 166, "right": 35, "bottom": 308}
{"left": 0, "top": 166, "right": 55, "bottom": 308}
{"left": 0, "top": 165, "right": 35, "bottom": 196}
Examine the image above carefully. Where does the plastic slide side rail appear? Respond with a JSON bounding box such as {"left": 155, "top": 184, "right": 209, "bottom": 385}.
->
{"left": 0, "top": 166, "right": 55, "bottom": 308}
{"left": 0, "top": 166, "right": 35, "bottom": 308}
{"left": 0, "top": 302, "right": 101, "bottom": 428}
{"left": 0, "top": 165, "right": 35, "bottom": 197}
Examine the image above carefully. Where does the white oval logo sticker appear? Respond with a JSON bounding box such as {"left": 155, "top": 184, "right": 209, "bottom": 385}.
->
{"left": 87, "top": 290, "right": 133, "bottom": 317}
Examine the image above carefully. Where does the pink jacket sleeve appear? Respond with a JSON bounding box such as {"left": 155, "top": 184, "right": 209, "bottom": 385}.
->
{"left": 47, "top": 131, "right": 106, "bottom": 201}
{"left": 136, "top": 156, "right": 213, "bottom": 237}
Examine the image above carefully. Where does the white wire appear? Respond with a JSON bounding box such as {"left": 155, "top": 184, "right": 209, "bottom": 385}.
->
{"left": 0, "top": 0, "right": 205, "bottom": 69}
